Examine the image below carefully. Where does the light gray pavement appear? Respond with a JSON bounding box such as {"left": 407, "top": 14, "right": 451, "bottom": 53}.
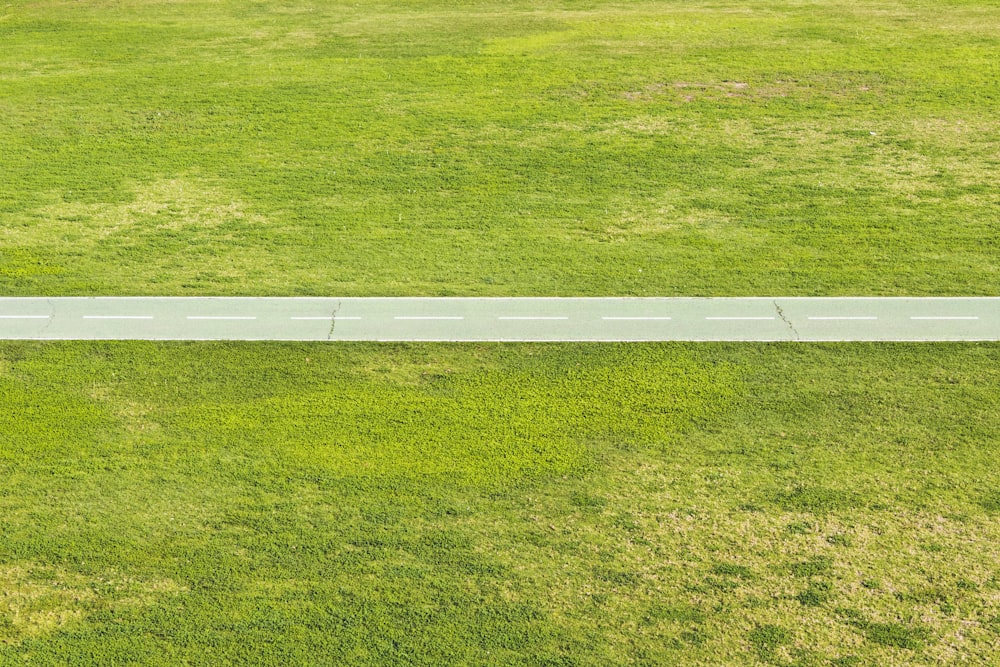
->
{"left": 0, "top": 297, "right": 997, "bottom": 341}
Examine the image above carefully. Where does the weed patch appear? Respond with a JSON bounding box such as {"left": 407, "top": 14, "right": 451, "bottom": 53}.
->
{"left": 979, "top": 491, "right": 1000, "bottom": 513}
{"left": 775, "top": 486, "right": 861, "bottom": 514}
{"left": 863, "top": 622, "right": 929, "bottom": 650}
{"left": 748, "top": 624, "right": 792, "bottom": 661}
{"left": 796, "top": 581, "right": 833, "bottom": 607}
{"left": 789, "top": 556, "right": 833, "bottom": 578}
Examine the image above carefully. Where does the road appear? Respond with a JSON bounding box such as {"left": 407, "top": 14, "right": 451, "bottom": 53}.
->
{"left": 0, "top": 297, "right": 997, "bottom": 341}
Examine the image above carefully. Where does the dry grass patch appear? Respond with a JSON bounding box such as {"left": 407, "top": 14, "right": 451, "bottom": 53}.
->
{"left": 478, "top": 451, "right": 1000, "bottom": 663}
{"left": 0, "top": 563, "right": 186, "bottom": 646}
{"left": 20, "top": 176, "right": 267, "bottom": 238}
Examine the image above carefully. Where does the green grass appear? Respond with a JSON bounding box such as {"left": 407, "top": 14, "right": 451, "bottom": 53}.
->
{"left": 3, "top": 1, "right": 1000, "bottom": 664}
{"left": 1, "top": 0, "right": 998, "bottom": 296}
{"left": 1, "top": 342, "right": 998, "bottom": 664}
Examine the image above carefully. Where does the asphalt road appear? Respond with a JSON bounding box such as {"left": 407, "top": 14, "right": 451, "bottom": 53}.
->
{"left": 0, "top": 297, "right": 997, "bottom": 341}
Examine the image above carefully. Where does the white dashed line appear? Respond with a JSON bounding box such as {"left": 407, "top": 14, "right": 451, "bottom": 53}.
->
{"left": 1, "top": 297, "right": 996, "bottom": 341}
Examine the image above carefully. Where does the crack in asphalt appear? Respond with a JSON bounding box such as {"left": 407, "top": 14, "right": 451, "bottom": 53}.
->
{"left": 327, "top": 301, "right": 340, "bottom": 340}
{"left": 774, "top": 300, "right": 799, "bottom": 341}
{"left": 41, "top": 298, "right": 56, "bottom": 334}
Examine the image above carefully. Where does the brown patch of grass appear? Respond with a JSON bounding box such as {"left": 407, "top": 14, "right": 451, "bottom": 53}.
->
{"left": 0, "top": 563, "right": 187, "bottom": 645}
{"left": 623, "top": 80, "right": 773, "bottom": 103}
{"left": 9, "top": 176, "right": 267, "bottom": 241}
{"left": 473, "top": 447, "right": 1000, "bottom": 662}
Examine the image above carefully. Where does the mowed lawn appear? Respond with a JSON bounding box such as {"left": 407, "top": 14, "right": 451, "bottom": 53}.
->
{"left": 0, "top": 343, "right": 998, "bottom": 664}
{"left": 3, "top": 1, "right": 1000, "bottom": 665}
{"left": 1, "top": 0, "right": 998, "bottom": 296}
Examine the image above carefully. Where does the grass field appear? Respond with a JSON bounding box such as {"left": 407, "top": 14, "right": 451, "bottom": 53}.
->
{"left": 1, "top": 0, "right": 998, "bottom": 296}
{"left": 3, "top": 1, "right": 1000, "bottom": 664}
{"left": 1, "top": 342, "right": 998, "bottom": 664}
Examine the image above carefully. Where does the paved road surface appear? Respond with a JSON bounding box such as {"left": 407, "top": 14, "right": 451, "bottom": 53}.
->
{"left": 0, "top": 297, "right": 997, "bottom": 341}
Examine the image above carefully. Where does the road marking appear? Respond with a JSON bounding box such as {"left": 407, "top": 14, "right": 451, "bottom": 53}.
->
{"left": 1, "top": 297, "right": 997, "bottom": 341}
